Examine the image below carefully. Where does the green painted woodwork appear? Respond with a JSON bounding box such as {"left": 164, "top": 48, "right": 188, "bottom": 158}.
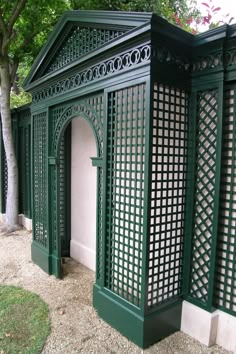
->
{"left": 0, "top": 10, "right": 233, "bottom": 348}
{"left": 94, "top": 284, "right": 182, "bottom": 348}
{"left": 32, "top": 111, "right": 48, "bottom": 248}
{"left": 105, "top": 83, "right": 146, "bottom": 307}
{"left": 44, "top": 26, "right": 127, "bottom": 76}
{"left": 0, "top": 126, "right": 7, "bottom": 214}
{"left": 17, "top": 108, "right": 32, "bottom": 218}
{"left": 147, "top": 83, "right": 189, "bottom": 310}
{"left": 57, "top": 125, "right": 71, "bottom": 258}
{"left": 187, "top": 87, "right": 222, "bottom": 311}
{"left": 214, "top": 84, "right": 236, "bottom": 315}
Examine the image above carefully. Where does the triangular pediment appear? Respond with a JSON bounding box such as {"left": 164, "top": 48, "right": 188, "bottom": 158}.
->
{"left": 44, "top": 24, "right": 126, "bottom": 76}
{"left": 24, "top": 11, "right": 152, "bottom": 90}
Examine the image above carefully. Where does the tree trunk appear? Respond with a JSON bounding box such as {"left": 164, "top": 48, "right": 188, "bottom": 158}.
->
{"left": 0, "top": 60, "right": 19, "bottom": 228}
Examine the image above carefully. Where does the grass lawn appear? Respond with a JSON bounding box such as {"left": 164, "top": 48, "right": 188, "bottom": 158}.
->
{"left": 0, "top": 285, "right": 50, "bottom": 354}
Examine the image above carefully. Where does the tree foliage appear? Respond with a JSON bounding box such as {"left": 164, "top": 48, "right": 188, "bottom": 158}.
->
{"left": 0, "top": 0, "right": 70, "bottom": 228}
{"left": 5, "top": 0, "right": 200, "bottom": 108}
{"left": 70, "top": 0, "right": 200, "bottom": 31}
{"left": 1, "top": 0, "right": 69, "bottom": 84}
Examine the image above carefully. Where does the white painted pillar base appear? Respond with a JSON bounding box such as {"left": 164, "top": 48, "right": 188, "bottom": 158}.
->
{"left": 18, "top": 214, "right": 32, "bottom": 231}
{"left": 0, "top": 213, "right": 32, "bottom": 231}
{"left": 70, "top": 239, "right": 96, "bottom": 271}
{"left": 0, "top": 213, "right": 5, "bottom": 223}
{"left": 181, "top": 301, "right": 218, "bottom": 346}
{"left": 181, "top": 301, "right": 236, "bottom": 352}
{"left": 216, "top": 310, "right": 236, "bottom": 353}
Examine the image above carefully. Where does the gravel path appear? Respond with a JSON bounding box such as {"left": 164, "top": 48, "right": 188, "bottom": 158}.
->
{"left": 0, "top": 228, "right": 232, "bottom": 354}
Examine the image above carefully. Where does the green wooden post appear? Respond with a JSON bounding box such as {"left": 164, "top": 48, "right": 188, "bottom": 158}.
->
{"left": 0, "top": 122, "right": 4, "bottom": 214}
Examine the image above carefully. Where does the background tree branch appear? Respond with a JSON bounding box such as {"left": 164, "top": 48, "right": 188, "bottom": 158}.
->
{"left": 0, "top": 10, "right": 8, "bottom": 35}
{"left": 8, "top": 0, "right": 27, "bottom": 34}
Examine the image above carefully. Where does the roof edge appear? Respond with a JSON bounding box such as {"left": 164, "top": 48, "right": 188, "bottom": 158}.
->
{"left": 23, "top": 10, "right": 152, "bottom": 89}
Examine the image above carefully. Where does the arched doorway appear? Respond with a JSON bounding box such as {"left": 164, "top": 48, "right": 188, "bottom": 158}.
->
{"left": 51, "top": 98, "right": 104, "bottom": 278}
{"left": 70, "top": 117, "right": 97, "bottom": 271}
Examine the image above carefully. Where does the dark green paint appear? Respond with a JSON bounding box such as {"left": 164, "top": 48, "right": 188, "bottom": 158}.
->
{"left": 94, "top": 284, "right": 182, "bottom": 348}
{"left": 0, "top": 10, "right": 235, "bottom": 349}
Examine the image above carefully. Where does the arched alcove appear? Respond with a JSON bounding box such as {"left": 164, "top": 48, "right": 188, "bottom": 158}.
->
{"left": 70, "top": 117, "right": 97, "bottom": 271}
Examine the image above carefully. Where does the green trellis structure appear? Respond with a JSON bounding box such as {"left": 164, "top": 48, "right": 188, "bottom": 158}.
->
{"left": 0, "top": 11, "right": 236, "bottom": 348}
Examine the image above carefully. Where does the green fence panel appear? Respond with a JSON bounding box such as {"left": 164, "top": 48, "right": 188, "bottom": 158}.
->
{"left": 105, "top": 83, "right": 146, "bottom": 307}
{"left": 0, "top": 124, "right": 7, "bottom": 214}
{"left": 214, "top": 85, "right": 236, "bottom": 315}
{"left": 187, "top": 86, "right": 223, "bottom": 311}
{"left": 32, "top": 112, "right": 48, "bottom": 247}
{"left": 18, "top": 109, "right": 31, "bottom": 218}
{"left": 147, "top": 83, "right": 189, "bottom": 309}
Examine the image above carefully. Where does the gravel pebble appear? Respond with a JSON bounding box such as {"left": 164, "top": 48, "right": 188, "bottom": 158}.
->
{"left": 0, "top": 228, "right": 232, "bottom": 354}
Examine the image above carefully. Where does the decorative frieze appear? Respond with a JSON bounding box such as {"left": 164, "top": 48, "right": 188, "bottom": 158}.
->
{"left": 224, "top": 48, "right": 236, "bottom": 67}
{"left": 192, "top": 51, "right": 223, "bottom": 73}
{"left": 32, "top": 44, "right": 151, "bottom": 104}
{"left": 153, "top": 45, "right": 190, "bottom": 72}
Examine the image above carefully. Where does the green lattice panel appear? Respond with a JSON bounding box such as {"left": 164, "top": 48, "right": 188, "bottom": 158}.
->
{"left": 0, "top": 122, "right": 7, "bottom": 214}
{"left": 51, "top": 165, "right": 57, "bottom": 252}
{"left": 50, "top": 105, "right": 66, "bottom": 252}
{"left": 45, "top": 26, "right": 125, "bottom": 75}
{"left": 18, "top": 110, "right": 31, "bottom": 218}
{"left": 105, "top": 83, "right": 146, "bottom": 307}
{"left": 190, "top": 89, "right": 218, "bottom": 304}
{"left": 147, "top": 84, "right": 188, "bottom": 308}
{"left": 214, "top": 87, "right": 236, "bottom": 315}
{"left": 1, "top": 143, "right": 7, "bottom": 214}
{"left": 96, "top": 167, "right": 103, "bottom": 281}
{"left": 58, "top": 136, "right": 66, "bottom": 252}
{"left": 51, "top": 106, "right": 65, "bottom": 148}
{"left": 33, "top": 112, "right": 48, "bottom": 248}
{"left": 56, "top": 126, "right": 71, "bottom": 257}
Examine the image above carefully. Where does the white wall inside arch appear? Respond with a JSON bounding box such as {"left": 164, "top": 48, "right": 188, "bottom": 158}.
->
{"left": 70, "top": 117, "right": 97, "bottom": 271}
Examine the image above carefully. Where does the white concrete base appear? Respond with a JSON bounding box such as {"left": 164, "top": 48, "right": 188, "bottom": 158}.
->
{"left": 0, "top": 213, "right": 32, "bottom": 231}
{"left": 0, "top": 213, "right": 5, "bottom": 223}
{"left": 70, "top": 239, "right": 96, "bottom": 271}
{"left": 181, "top": 301, "right": 218, "bottom": 346}
{"left": 18, "top": 214, "right": 32, "bottom": 231}
{"left": 181, "top": 301, "right": 236, "bottom": 352}
{"left": 216, "top": 310, "right": 236, "bottom": 353}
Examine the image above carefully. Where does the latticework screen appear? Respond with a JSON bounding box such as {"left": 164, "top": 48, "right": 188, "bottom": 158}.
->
{"left": 105, "top": 83, "right": 146, "bottom": 307}
{"left": 189, "top": 89, "right": 218, "bottom": 304}
{"left": 58, "top": 135, "right": 68, "bottom": 255}
{"left": 214, "top": 86, "right": 236, "bottom": 315}
{"left": 96, "top": 167, "right": 103, "bottom": 281}
{"left": 45, "top": 26, "right": 125, "bottom": 75}
{"left": 0, "top": 139, "right": 7, "bottom": 214}
{"left": 33, "top": 112, "right": 48, "bottom": 247}
{"left": 18, "top": 111, "right": 31, "bottom": 218}
{"left": 147, "top": 83, "right": 188, "bottom": 308}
